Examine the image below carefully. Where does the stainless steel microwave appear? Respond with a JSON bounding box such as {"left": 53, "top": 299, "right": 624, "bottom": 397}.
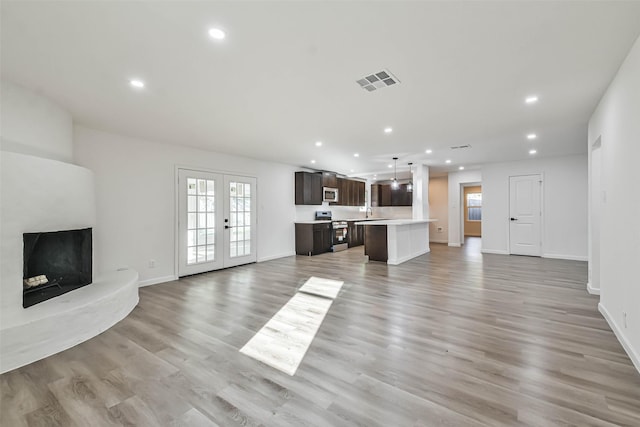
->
{"left": 323, "top": 187, "right": 339, "bottom": 203}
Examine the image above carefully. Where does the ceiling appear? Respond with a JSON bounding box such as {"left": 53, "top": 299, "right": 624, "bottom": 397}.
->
{"left": 2, "top": 1, "right": 640, "bottom": 178}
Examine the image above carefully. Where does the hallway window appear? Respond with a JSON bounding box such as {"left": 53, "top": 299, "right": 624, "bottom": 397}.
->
{"left": 467, "top": 192, "right": 482, "bottom": 221}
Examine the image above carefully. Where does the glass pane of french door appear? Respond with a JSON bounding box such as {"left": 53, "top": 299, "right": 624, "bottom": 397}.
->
{"left": 178, "top": 169, "right": 223, "bottom": 276}
{"left": 223, "top": 175, "right": 257, "bottom": 268}
{"left": 186, "top": 177, "right": 216, "bottom": 264}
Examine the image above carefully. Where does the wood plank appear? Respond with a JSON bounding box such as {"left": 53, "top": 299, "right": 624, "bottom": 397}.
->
{"left": 2, "top": 238, "right": 639, "bottom": 426}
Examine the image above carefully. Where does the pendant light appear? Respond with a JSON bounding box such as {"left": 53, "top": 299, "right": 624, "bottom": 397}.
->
{"left": 406, "top": 162, "right": 413, "bottom": 193}
{"left": 391, "top": 157, "right": 399, "bottom": 189}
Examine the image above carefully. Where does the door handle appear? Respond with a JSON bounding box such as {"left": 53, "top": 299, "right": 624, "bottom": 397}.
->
{"left": 225, "top": 225, "right": 234, "bottom": 229}
{"left": 510, "top": 218, "right": 518, "bottom": 221}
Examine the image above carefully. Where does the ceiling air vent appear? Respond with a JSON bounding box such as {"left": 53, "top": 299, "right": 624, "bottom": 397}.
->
{"left": 356, "top": 69, "right": 400, "bottom": 92}
{"left": 450, "top": 144, "right": 472, "bottom": 150}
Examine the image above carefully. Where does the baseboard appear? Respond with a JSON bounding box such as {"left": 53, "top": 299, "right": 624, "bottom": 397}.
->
{"left": 258, "top": 252, "right": 295, "bottom": 263}
{"left": 481, "top": 249, "right": 509, "bottom": 255}
{"left": 138, "top": 275, "right": 178, "bottom": 287}
{"left": 543, "top": 253, "right": 588, "bottom": 262}
{"left": 430, "top": 239, "right": 448, "bottom": 244}
{"left": 587, "top": 282, "right": 600, "bottom": 295}
{"left": 448, "top": 243, "right": 461, "bottom": 247}
{"left": 388, "top": 248, "right": 430, "bottom": 265}
{"left": 599, "top": 302, "right": 640, "bottom": 374}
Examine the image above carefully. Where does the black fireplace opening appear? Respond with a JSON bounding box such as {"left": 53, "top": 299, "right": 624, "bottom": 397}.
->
{"left": 23, "top": 228, "right": 92, "bottom": 308}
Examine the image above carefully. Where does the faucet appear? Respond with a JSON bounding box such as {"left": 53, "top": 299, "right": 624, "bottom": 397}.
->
{"left": 365, "top": 207, "right": 373, "bottom": 219}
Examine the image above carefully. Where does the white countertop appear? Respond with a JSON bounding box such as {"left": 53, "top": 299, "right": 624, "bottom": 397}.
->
{"left": 354, "top": 219, "right": 438, "bottom": 226}
{"left": 295, "top": 218, "right": 387, "bottom": 224}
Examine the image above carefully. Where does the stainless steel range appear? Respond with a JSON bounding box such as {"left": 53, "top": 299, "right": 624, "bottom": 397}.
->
{"left": 315, "top": 211, "right": 332, "bottom": 221}
{"left": 332, "top": 220, "right": 348, "bottom": 252}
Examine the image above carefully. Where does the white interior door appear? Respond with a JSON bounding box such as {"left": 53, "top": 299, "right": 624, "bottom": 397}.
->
{"left": 509, "top": 174, "right": 542, "bottom": 256}
{"left": 178, "top": 170, "right": 257, "bottom": 276}
{"left": 223, "top": 175, "right": 257, "bottom": 268}
{"left": 178, "top": 170, "right": 224, "bottom": 276}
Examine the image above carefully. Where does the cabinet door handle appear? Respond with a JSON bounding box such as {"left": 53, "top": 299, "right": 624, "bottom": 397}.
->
{"left": 510, "top": 218, "right": 518, "bottom": 221}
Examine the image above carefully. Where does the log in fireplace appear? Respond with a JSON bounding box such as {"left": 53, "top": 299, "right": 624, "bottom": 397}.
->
{"left": 22, "top": 228, "right": 92, "bottom": 308}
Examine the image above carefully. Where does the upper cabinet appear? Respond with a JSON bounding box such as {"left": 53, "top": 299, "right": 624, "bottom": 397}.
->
{"left": 295, "top": 171, "right": 323, "bottom": 205}
{"left": 295, "top": 171, "right": 364, "bottom": 206}
{"left": 371, "top": 183, "right": 412, "bottom": 207}
{"left": 322, "top": 172, "right": 337, "bottom": 188}
{"left": 331, "top": 177, "right": 365, "bottom": 206}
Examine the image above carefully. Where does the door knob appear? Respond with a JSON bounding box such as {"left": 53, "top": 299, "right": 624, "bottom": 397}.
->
{"left": 510, "top": 218, "right": 518, "bottom": 221}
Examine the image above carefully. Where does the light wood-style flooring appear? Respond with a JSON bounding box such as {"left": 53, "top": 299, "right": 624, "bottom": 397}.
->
{"left": 2, "top": 239, "right": 640, "bottom": 426}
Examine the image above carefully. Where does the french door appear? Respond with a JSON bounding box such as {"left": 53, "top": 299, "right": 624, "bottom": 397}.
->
{"left": 509, "top": 174, "right": 542, "bottom": 256}
{"left": 178, "top": 169, "right": 257, "bottom": 276}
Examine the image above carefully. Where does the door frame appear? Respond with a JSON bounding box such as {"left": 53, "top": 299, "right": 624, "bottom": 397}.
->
{"left": 508, "top": 173, "right": 544, "bottom": 256}
{"left": 174, "top": 165, "right": 259, "bottom": 277}
{"left": 463, "top": 185, "right": 482, "bottom": 237}
{"left": 459, "top": 181, "right": 481, "bottom": 245}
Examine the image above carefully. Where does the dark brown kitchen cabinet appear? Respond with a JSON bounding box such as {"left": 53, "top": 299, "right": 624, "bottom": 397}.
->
{"left": 355, "top": 181, "right": 365, "bottom": 206}
{"left": 380, "top": 184, "right": 392, "bottom": 206}
{"left": 296, "top": 171, "right": 364, "bottom": 207}
{"left": 341, "top": 178, "right": 351, "bottom": 205}
{"left": 347, "top": 221, "right": 364, "bottom": 247}
{"left": 371, "top": 183, "right": 412, "bottom": 206}
{"left": 295, "top": 223, "right": 332, "bottom": 255}
{"left": 391, "top": 184, "right": 413, "bottom": 206}
{"left": 322, "top": 172, "right": 337, "bottom": 188}
{"left": 370, "top": 184, "right": 380, "bottom": 207}
{"left": 295, "top": 171, "right": 323, "bottom": 205}
{"left": 332, "top": 178, "right": 365, "bottom": 206}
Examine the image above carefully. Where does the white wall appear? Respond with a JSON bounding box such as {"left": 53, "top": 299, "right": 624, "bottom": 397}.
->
{"left": 428, "top": 176, "right": 448, "bottom": 243}
{"left": 589, "top": 141, "right": 602, "bottom": 294}
{"left": 0, "top": 80, "right": 73, "bottom": 162}
{"left": 74, "top": 126, "right": 298, "bottom": 286}
{"left": 447, "top": 170, "right": 482, "bottom": 246}
{"left": 481, "top": 154, "right": 587, "bottom": 259}
{"left": 412, "top": 164, "right": 429, "bottom": 220}
{"left": 588, "top": 35, "right": 640, "bottom": 372}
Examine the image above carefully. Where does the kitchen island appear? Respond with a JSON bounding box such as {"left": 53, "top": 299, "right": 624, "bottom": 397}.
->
{"left": 355, "top": 219, "right": 437, "bottom": 265}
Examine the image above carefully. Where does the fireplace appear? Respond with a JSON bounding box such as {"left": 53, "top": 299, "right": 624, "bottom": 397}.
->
{"left": 23, "top": 228, "right": 92, "bottom": 308}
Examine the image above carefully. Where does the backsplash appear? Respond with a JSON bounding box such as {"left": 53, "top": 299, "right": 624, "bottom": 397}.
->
{"left": 295, "top": 203, "right": 366, "bottom": 221}
{"left": 371, "top": 206, "right": 412, "bottom": 219}
{"left": 295, "top": 204, "right": 412, "bottom": 221}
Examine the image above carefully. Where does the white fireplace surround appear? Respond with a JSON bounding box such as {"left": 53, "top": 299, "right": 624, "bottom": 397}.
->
{"left": 0, "top": 81, "right": 139, "bottom": 373}
{"left": 0, "top": 152, "right": 139, "bottom": 373}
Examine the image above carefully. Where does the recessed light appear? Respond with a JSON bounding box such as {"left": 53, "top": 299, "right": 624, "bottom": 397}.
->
{"left": 384, "top": 127, "right": 393, "bottom": 134}
{"left": 445, "top": 159, "right": 452, "bottom": 164}
{"left": 529, "top": 149, "right": 537, "bottom": 155}
{"left": 310, "top": 160, "right": 316, "bottom": 164}
{"left": 388, "top": 164, "right": 393, "bottom": 168}
{"left": 527, "top": 133, "right": 537, "bottom": 140}
{"left": 525, "top": 95, "right": 538, "bottom": 104}
{"left": 208, "top": 28, "right": 226, "bottom": 40}
{"left": 425, "top": 149, "right": 433, "bottom": 154}
{"left": 459, "top": 166, "right": 465, "bottom": 170}
{"left": 350, "top": 169, "right": 354, "bottom": 173}
{"left": 373, "top": 174, "right": 377, "bottom": 177}
{"left": 315, "top": 141, "right": 322, "bottom": 147}
{"left": 354, "top": 153, "right": 359, "bottom": 157}
{"left": 129, "top": 79, "right": 145, "bottom": 89}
